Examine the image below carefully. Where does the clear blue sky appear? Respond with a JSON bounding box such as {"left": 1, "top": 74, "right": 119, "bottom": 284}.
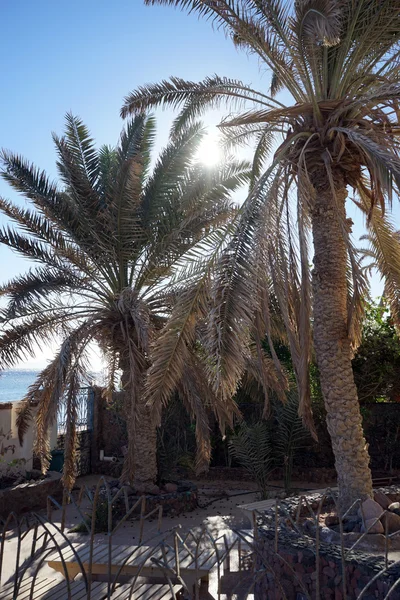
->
{"left": 0, "top": 0, "right": 389, "bottom": 368}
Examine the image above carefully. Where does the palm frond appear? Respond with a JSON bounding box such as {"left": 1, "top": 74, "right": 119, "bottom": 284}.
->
{"left": 229, "top": 422, "right": 273, "bottom": 499}
{"left": 176, "top": 356, "right": 212, "bottom": 475}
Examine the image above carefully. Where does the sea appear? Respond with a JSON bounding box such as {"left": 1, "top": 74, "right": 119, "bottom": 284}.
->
{"left": 0, "top": 370, "right": 39, "bottom": 403}
{"left": 0, "top": 370, "right": 105, "bottom": 403}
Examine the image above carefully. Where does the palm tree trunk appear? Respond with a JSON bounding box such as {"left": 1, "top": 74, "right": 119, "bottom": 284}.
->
{"left": 121, "top": 365, "right": 158, "bottom": 491}
{"left": 310, "top": 177, "right": 373, "bottom": 510}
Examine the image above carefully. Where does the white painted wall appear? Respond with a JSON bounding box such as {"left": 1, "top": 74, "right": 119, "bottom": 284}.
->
{"left": 0, "top": 402, "right": 58, "bottom": 471}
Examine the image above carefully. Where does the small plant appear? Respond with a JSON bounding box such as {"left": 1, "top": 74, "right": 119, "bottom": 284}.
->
{"left": 229, "top": 423, "right": 273, "bottom": 499}
{"left": 70, "top": 498, "right": 111, "bottom": 534}
{"left": 0, "top": 457, "right": 27, "bottom": 488}
{"left": 229, "top": 393, "right": 311, "bottom": 496}
{"left": 273, "top": 392, "right": 311, "bottom": 492}
{"left": 0, "top": 428, "right": 15, "bottom": 457}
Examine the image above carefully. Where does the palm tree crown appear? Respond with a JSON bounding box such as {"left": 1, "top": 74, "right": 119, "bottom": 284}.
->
{"left": 0, "top": 113, "right": 249, "bottom": 489}
{"left": 121, "top": 0, "right": 400, "bottom": 508}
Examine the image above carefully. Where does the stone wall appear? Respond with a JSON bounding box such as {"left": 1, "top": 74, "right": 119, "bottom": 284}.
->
{"left": 101, "top": 480, "right": 198, "bottom": 517}
{"left": 255, "top": 529, "right": 400, "bottom": 600}
{"left": 0, "top": 471, "right": 62, "bottom": 519}
{"left": 254, "top": 488, "right": 400, "bottom": 600}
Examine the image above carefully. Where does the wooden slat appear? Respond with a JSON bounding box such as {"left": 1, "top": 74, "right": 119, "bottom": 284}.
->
{"left": 0, "top": 578, "right": 56, "bottom": 600}
{"left": 13, "top": 578, "right": 54, "bottom": 600}
{"left": 39, "top": 580, "right": 87, "bottom": 600}
{"left": 47, "top": 542, "right": 88, "bottom": 563}
{"left": 0, "top": 577, "right": 182, "bottom": 600}
{"left": 116, "top": 582, "right": 183, "bottom": 600}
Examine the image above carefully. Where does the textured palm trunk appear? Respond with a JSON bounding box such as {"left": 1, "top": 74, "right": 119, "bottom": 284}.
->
{"left": 121, "top": 366, "right": 157, "bottom": 490}
{"left": 311, "top": 178, "right": 373, "bottom": 510}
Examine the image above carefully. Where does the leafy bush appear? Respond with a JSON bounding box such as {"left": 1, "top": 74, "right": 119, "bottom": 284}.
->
{"left": 229, "top": 392, "right": 311, "bottom": 496}
{"left": 273, "top": 392, "right": 311, "bottom": 492}
{"left": 352, "top": 301, "right": 400, "bottom": 403}
{"left": 229, "top": 422, "right": 273, "bottom": 499}
{"left": 70, "top": 498, "right": 111, "bottom": 534}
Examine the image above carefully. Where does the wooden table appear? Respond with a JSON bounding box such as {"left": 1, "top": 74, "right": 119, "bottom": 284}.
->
{"left": 48, "top": 542, "right": 218, "bottom": 597}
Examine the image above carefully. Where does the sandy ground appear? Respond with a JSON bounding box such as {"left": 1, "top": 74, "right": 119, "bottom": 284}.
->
{"left": 0, "top": 475, "right": 335, "bottom": 599}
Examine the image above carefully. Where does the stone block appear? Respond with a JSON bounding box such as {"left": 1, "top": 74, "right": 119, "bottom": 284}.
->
{"left": 164, "top": 482, "right": 178, "bottom": 493}
{"left": 374, "top": 491, "right": 391, "bottom": 510}
{"left": 381, "top": 511, "right": 400, "bottom": 533}
{"left": 362, "top": 518, "right": 384, "bottom": 534}
{"left": 360, "top": 498, "right": 384, "bottom": 522}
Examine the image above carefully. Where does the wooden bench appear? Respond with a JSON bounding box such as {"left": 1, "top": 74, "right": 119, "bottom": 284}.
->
{"left": 48, "top": 542, "right": 218, "bottom": 596}
{"left": 238, "top": 498, "right": 276, "bottom": 525}
{"left": 0, "top": 576, "right": 182, "bottom": 599}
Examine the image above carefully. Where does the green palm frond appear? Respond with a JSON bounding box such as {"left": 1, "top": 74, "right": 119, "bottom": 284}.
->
{"left": 272, "top": 390, "right": 311, "bottom": 491}
{"left": 229, "top": 422, "right": 273, "bottom": 499}
{"left": 63, "top": 112, "right": 99, "bottom": 185}
{"left": 0, "top": 268, "right": 83, "bottom": 318}
{"left": 0, "top": 112, "right": 248, "bottom": 489}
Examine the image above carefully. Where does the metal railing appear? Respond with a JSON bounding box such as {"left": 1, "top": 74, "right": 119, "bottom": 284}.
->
{"left": 2, "top": 484, "right": 400, "bottom": 598}
{"left": 57, "top": 387, "right": 94, "bottom": 435}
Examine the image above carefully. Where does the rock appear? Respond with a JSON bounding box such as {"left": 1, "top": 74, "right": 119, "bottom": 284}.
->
{"left": 177, "top": 481, "right": 191, "bottom": 492}
{"left": 381, "top": 511, "right": 400, "bottom": 533}
{"left": 108, "top": 480, "right": 120, "bottom": 489}
{"left": 29, "top": 469, "right": 42, "bottom": 480}
{"left": 325, "top": 515, "right": 339, "bottom": 527}
{"left": 320, "top": 526, "right": 340, "bottom": 543}
{"left": 360, "top": 498, "right": 384, "bottom": 522}
{"left": 343, "top": 517, "right": 359, "bottom": 533}
{"left": 344, "top": 532, "right": 387, "bottom": 551}
{"left": 388, "top": 502, "right": 400, "bottom": 516}
{"left": 362, "top": 518, "right": 384, "bottom": 534}
{"left": 164, "top": 483, "right": 178, "bottom": 493}
{"left": 374, "top": 491, "right": 391, "bottom": 510}
{"left": 303, "top": 519, "right": 316, "bottom": 536}
{"left": 134, "top": 483, "right": 160, "bottom": 495}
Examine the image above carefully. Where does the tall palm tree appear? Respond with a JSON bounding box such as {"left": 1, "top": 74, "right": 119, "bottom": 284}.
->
{"left": 122, "top": 0, "right": 400, "bottom": 508}
{"left": 0, "top": 113, "right": 250, "bottom": 490}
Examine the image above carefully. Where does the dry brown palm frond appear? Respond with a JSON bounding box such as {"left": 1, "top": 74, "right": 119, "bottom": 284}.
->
{"left": 61, "top": 369, "right": 81, "bottom": 491}
{"left": 15, "top": 400, "right": 34, "bottom": 447}
{"left": 206, "top": 164, "right": 284, "bottom": 403}
{"left": 145, "top": 280, "right": 210, "bottom": 426}
{"left": 242, "top": 350, "right": 288, "bottom": 419}
{"left": 176, "top": 356, "right": 212, "bottom": 475}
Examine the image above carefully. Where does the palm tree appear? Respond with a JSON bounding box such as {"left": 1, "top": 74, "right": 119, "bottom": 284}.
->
{"left": 0, "top": 113, "right": 250, "bottom": 490}
{"left": 122, "top": 0, "right": 400, "bottom": 508}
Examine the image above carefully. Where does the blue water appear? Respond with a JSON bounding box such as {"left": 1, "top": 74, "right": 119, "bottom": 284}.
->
{"left": 0, "top": 370, "right": 39, "bottom": 403}
{"left": 0, "top": 370, "right": 105, "bottom": 403}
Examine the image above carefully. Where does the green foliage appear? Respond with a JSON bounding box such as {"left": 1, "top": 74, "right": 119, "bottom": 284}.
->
{"left": 69, "top": 498, "right": 111, "bottom": 534}
{"left": 0, "top": 113, "right": 249, "bottom": 487}
{"left": 273, "top": 392, "right": 311, "bottom": 492}
{"left": 156, "top": 396, "right": 196, "bottom": 482}
{"left": 229, "top": 392, "right": 311, "bottom": 496}
{"left": 229, "top": 422, "right": 273, "bottom": 499}
{"left": 352, "top": 300, "right": 400, "bottom": 403}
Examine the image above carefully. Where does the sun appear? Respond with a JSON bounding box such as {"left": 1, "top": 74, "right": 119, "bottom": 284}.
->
{"left": 196, "top": 130, "right": 222, "bottom": 167}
